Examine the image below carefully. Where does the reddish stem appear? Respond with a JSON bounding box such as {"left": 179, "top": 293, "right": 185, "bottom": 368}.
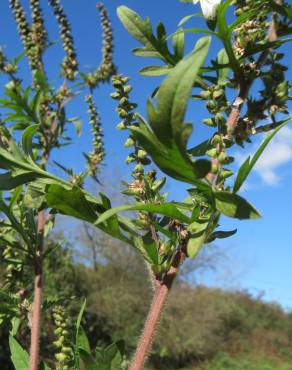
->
{"left": 129, "top": 254, "right": 182, "bottom": 370}
{"left": 28, "top": 209, "right": 45, "bottom": 370}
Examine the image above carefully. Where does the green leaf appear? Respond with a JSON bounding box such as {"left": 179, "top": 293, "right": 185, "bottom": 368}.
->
{"left": 149, "top": 35, "right": 210, "bottom": 146}
{"left": 240, "top": 38, "right": 292, "bottom": 59}
{"left": 233, "top": 119, "right": 291, "bottom": 193}
{"left": 104, "top": 342, "right": 124, "bottom": 370}
{"left": 188, "top": 139, "right": 213, "bottom": 157}
{"left": 21, "top": 124, "right": 39, "bottom": 159}
{"left": 9, "top": 336, "right": 29, "bottom": 370}
{"left": 172, "top": 28, "right": 185, "bottom": 61}
{"left": 23, "top": 182, "right": 45, "bottom": 209}
{"left": 79, "top": 349, "right": 98, "bottom": 370}
{"left": 214, "top": 191, "right": 261, "bottom": 220}
{"left": 0, "top": 172, "right": 37, "bottom": 191}
{"left": 77, "top": 326, "right": 91, "bottom": 354}
{"left": 46, "top": 185, "right": 99, "bottom": 223}
{"left": 139, "top": 65, "right": 173, "bottom": 76}
{"left": 216, "top": 48, "right": 229, "bottom": 85}
{"left": 117, "top": 6, "right": 174, "bottom": 64}
{"left": 131, "top": 37, "right": 212, "bottom": 184}
{"left": 76, "top": 298, "right": 86, "bottom": 337}
{"left": 187, "top": 231, "right": 206, "bottom": 258}
{"left": 178, "top": 13, "right": 202, "bottom": 27}
{"left": 96, "top": 202, "right": 192, "bottom": 226}
{"left": 217, "top": 0, "right": 242, "bottom": 81}
{"left": 207, "top": 229, "right": 237, "bottom": 243}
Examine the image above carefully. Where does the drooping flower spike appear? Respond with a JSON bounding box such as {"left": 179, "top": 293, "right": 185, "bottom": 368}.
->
{"left": 193, "top": 0, "right": 221, "bottom": 20}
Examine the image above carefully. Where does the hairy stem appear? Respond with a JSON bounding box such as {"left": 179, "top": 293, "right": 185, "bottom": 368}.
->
{"left": 28, "top": 209, "right": 45, "bottom": 370}
{"left": 129, "top": 253, "right": 183, "bottom": 370}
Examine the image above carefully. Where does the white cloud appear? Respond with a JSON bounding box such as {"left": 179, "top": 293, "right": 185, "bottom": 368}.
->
{"left": 235, "top": 126, "right": 292, "bottom": 186}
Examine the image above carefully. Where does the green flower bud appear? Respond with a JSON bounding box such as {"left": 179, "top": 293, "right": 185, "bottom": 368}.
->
{"left": 203, "top": 118, "right": 216, "bottom": 127}
{"left": 219, "top": 169, "right": 233, "bottom": 179}
{"left": 206, "top": 148, "right": 218, "bottom": 158}
{"left": 116, "top": 121, "right": 127, "bottom": 130}
{"left": 55, "top": 353, "right": 67, "bottom": 362}
{"left": 211, "top": 134, "right": 222, "bottom": 145}
{"left": 110, "top": 92, "right": 120, "bottom": 99}
{"left": 124, "top": 137, "right": 135, "bottom": 148}
{"left": 137, "top": 149, "right": 147, "bottom": 159}
{"left": 126, "top": 155, "right": 136, "bottom": 164}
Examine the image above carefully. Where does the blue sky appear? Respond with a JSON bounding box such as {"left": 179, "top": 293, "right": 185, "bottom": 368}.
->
{"left": 0, "top": 0, "right": 291, "bottom": 309}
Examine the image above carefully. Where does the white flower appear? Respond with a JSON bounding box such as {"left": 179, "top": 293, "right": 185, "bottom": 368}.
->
{"left": 193, "top": 0, "right": 221, "bottom": 20}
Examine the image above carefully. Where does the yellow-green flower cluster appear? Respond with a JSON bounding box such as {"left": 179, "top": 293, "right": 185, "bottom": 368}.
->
{"left": 234, "top": 0, "right": 269, "bottom": 58}
{"left": 0, "top": 48, "right": 16, "bottom": 74}
{"left": 86, "top": 3, "right": 116, "bottom": 88}
{"left": 52, "top": 305, "right": 73, "bottom": 370}
{"left": 29, "top": 0, "right": 48, "bottom": 54}
{"left": 48, "top": 0, "right": 78, "bottom": 80}
{"left": 111, "top": 74, "right": 150, "bottom": 177}
{"left": 96, "top": 3, "right": 116, "bottom": 81}
{"left": 2, "top": 245, "right": 22, "bottom": 289}
{"left": 9, "top": 0, "right": 42, "bottom": 73}
{"left": 85, "top": 94, "right": 105, "bottom": 178}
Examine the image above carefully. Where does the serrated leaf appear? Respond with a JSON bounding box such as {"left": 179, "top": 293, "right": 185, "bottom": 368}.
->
{"left": 117, "top": 6, "right": 174, "bottom": 64}
{"left": 214, "top": 191, "right": 261, "bottom": 220}
{"left": 233, "top": 119, "right": 291, "bottom": 193}
{"left": 46, "top": 185, "right": 99, "bottom": 223}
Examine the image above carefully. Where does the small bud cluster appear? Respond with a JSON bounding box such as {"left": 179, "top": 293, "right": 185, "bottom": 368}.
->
{"left": 111, "top": 75, "right": 150, "bottom": 178}
{"left": 206, "top": 132, "right": 234, "bottom": 186}
{"left": 85, "top": 94, "right": 105, "bottom": 178}
{"left": 87, "top": 3, "right": 116, "bottom": 88}
{"left": 9, "top": 0, "right": 42, "bottom": 73}
{"left": 2, "top": 245, "right": 22, "bottom": 289}
{"left": 198, "top": 81, "right": 235, "bottom": 184}
{"left": 96, "top": 2, "right": 116, "bottom": 81}
{"left": 111, "top": 75, "right": 170, "bottom": 268}
{"left": 0, "top": 48, "right": 17, "bottom": 74}
{"left": 233, "top": 1, "right": 269, "bottom": 59}
{"left": 48, "top": 0, "right": 78, "bottom": 80}
{"left": 260, "top": 53, "right": 290, "bottom": 116}
{"left": 29, "top": 0, "right": 48, "bottom": 54}
{"left": 200, "top": 85, "right": 229, "bottom": 118}
{"left": 52, "top": 305, "right": 73, "bottom": 370}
